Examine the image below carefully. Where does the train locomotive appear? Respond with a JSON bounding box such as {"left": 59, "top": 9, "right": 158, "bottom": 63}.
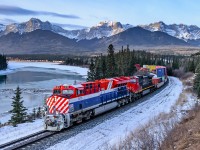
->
{"left": 44, "top": 65, "right": 168, "bottom": 131}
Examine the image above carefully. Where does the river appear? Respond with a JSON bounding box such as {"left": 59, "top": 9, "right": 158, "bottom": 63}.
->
{"left": 0, "top": 61, "right": 87, "bottom": 114}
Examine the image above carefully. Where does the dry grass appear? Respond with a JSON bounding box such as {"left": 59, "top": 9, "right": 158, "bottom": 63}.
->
{"left": 180, "top": 72, "right": 194, "bottom": 80}
{"left": 161, "top": 104, "right": 200, "bottom": 150}
{"left": 175, "top": 92, "right": 187, "bottom": 107}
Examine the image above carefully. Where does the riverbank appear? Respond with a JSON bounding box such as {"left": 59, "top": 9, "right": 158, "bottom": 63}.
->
{"left": 0, "top": 61, "right": 88, "bottom": 76}
{"left": 0, "top": 61, "right": 88, "bottom": 122}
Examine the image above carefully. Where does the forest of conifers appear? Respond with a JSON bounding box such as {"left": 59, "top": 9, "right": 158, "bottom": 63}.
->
{"left": 0, "top": 54, "right": 7, "bottom": 70}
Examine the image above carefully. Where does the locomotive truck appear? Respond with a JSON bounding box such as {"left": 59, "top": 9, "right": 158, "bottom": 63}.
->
{"left": 44, "top": 65, "right": 167, "bottom": 131}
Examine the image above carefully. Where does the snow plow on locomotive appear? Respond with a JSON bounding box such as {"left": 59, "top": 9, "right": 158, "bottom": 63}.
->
{"left": 44, "top": 65, "right": 168, "bottom": 131}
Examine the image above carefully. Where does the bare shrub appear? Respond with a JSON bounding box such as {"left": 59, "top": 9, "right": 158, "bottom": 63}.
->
{"left": 185, "top": 87, "right": 193, "bottom": 93}
{"left": 161, "top": 102, "right": 200, "bottom": 150}
{"left": 175, "top": 93, "right": 187, "bottom": 107}
{"left": 180, "top": 72, "right": 193, "bottom": 80}
{"left": 172, "top": 69, "right": 185, "bottom": 78}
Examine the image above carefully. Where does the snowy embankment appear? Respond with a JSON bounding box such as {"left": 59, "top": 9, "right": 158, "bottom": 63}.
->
{"left": 47, "top": 77, "right": 183, "bottom": 150}
{"left": 0, "top": 61, "right": 88, "bottom": 76}
{"left": 0, "top": 119, "right": 43, "bottom": 145}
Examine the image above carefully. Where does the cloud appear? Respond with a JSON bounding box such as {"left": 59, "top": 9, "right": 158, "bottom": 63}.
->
{"left": 53, "top": 23, "right": 87, "bottom": 30}
{"left": 0, "top": 5, "right": 80, "bottom": 19}
{"left": 0, "top": 18, "right": 18, "bottom": 24}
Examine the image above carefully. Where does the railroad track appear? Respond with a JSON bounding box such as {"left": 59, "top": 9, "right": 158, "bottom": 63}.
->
{"left": 0, "top": 80, "right": 170, "bottom": 150}
{"left": 0, "top": 130, "right": 55, "bottom": 150}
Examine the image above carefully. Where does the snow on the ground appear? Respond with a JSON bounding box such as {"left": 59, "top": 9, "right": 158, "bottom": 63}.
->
{"left": 0, "top": 61, "right": 88, "bottom": 76}
{"left": 0, "top": 107, "right": 41, "bottom": 124}
{"left": 47, "top": 77, "right": 183, "bottom": 150}
{"left": 0, "top": 119, "right": 43, "bottom": 145}
{"left": 0, "top": 113, "right": 12, "bottom": 124}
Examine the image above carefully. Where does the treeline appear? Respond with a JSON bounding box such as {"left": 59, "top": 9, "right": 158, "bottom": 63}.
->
{"left": 7, "top": 54, "right": 90, "bottom": 66}
{"left": 194, "top": 62, "right": 200, "bottom": 98}
{"left": 62, "top": 57, "right": 89, "bottom": 66}
{"left": 0, "top": 54, "right": 7, "bottom": 70}
{"left": 87, "top": 44, "right": 200, "bottom": 82}
{"left": 8, "top": 54, "right": 74, "bottom": 61}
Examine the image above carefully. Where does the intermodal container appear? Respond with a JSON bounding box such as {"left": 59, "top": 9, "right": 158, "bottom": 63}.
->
{"left": 143, "top": 65, "right": 156, "bottom": 72}
{"left": 156, "top": 68, "right": 165, "bottom": 77}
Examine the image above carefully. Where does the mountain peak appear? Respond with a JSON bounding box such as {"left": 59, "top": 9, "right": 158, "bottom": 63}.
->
{"left": 0, "top": 24, "right": 5, "bottom": 31}
{"left": 140, "top": 21, "right": 200, "bottom": 40}
{"left": 94, "top": 21, "right": 123, "bottom": 28}
{"left": 0, "top": 18, "right": 200, "bottom": 41}
{"left": 29, "top": 18, "right": 40, "bottom": 21}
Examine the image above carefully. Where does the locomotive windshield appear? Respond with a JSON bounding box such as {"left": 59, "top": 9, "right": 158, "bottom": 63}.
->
{"left": 53, "top": 89, "right": 61, "bottom": 94}
{"left": 62, "top": 89, "right": 74, "bottom": 95}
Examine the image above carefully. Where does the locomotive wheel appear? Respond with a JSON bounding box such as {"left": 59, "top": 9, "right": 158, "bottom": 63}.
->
{"left": 76, "top": 118, "right": 82, "bottom": 124}
{"left": 84, "top": 111, "right": 91, "bottom": 120}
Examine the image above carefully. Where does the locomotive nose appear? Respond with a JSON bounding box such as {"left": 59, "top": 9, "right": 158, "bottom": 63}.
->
{"left": 46, "top": 96, "right": 69, "bottom": 114}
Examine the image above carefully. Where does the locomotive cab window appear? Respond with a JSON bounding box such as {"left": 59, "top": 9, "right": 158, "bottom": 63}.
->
{"left": 80, "top": 90, "right": 83, "bottom": 94}
{"left": 62, "top": 89, "right": 74, "bottom": 95}
{"left": 53, "top": 90, "right": 61, "bottom": 94}
{"left": 76, "top": 90, "right": 83, "bottom": 95}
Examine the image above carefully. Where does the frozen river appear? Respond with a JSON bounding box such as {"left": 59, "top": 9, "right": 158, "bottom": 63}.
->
{"left": 0, "top": 61, "right": 88, "bottom": 114}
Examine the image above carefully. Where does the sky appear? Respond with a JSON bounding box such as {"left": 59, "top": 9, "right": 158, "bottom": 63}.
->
{"left": 0, "top": 0, "right": 199, "bottom": 30}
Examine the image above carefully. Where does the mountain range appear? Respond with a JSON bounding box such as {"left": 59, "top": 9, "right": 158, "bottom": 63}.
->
{"left": 0, "top": 18, "right": 199, "bottom": 54}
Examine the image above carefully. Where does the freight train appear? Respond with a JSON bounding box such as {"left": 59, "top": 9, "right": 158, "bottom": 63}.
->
{"left": 44, "top": 65, "right": 168, "bottom": 131}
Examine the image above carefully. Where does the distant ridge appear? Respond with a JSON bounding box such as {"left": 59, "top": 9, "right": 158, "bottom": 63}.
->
{"left": 0, "top": 27, "right": 189, "bottom": 54}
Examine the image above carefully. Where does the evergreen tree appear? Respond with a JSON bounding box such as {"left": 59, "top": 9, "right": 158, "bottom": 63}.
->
{"left": 10, "top": 86, "right": 27, "bottom": 126}
{"left": 33, "top": 108, "right": 36, "bottom": 120}
{"left": 106, "top": 44, "right": 117, "bottom": 77}
{"left": 0, "top": 54, "right": 8, "bottom": 70}
{"left": 172, "top": 57, "right": 179, "bottom": 69}
{"left": 197, "top": 85, "right": 200, "bottom": 99}
{"left": 87, "top": 58, "right": 95, "bottom": 81}
{"left": 94, "top": 58, "right": 101, "bottom": 80}
{"left": 194, "top": 63, "right": 200, "bottom": 92}
{"left": 37, "top": 107, "right": 41, "bottom": 118}
{"left": 188, "top": 58, "right": 195, "bottom": 73}
{"left": 127, "top": 51, "right": 136, "bottom": 75}
{"left": 101, "top": 56, "right": 107, "bottom": 78}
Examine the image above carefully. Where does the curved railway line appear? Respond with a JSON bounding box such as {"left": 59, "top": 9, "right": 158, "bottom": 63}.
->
{"left": 0, "top": 131, "right": 55, "bottom": 150}
{"left": 0, "top": 79, "right": 170, "bottom": 150}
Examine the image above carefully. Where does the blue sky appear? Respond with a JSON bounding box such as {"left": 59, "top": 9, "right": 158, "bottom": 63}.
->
{"left": 0, "top": 0, "right": 199, "bottom": 29}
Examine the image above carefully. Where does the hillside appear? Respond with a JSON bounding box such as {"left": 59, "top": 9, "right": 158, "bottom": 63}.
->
{"left": 0, "top": 30, "right": 89, "bottom": 54}
{"left": 0, "top": 27, "right": 192, "bottom": 54}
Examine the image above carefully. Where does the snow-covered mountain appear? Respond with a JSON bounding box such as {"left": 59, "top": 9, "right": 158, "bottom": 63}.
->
{"left": 1, "top": 18, "right": 200, "bottom": 42}
{"left": 63, "top": 21, "right": 133, "bottom": 40}
{"left": 0, "top": 24, "right": 5, "bottom": 32}
{"left": 2, "top": 18, "right": 65, "bottom": 35}
{"left": 0, "top": 19, "right": 133, "bottom": 40}
{"left": 140, "top": 21, "right": 200, "bottom": 41}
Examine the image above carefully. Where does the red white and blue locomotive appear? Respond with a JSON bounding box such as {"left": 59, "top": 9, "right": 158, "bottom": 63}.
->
{"left": 44, "top": 65, "right": 168, "bottom": 131}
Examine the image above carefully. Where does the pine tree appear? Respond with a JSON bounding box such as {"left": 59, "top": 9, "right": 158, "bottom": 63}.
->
{"left": 37, "top": 107, "right": 41, "bottom": 118}
{"left": 101, "top": 56, "right": 107, "bottom": 78}
{"left": 0, "top": 54, "right": 8, "bottom": 70}
{"left": 10, "top": 86, "right": 27, "bottom": 126}
{"left": 172, "top": 57, "right": 179, "bottom": 69}
{"left": 197, "top": 85, "right": 200, "bottom": 99}
{"left": 128, "top": 52, "right": 136, "bottom": 75}
{"left": 106, "top": 44, "right": 117, "bottom": 77}
{"left": 33, "top": 108, "right": 36, "bottom": 120}
{"left": 188, "top": 58, "right": 195, "bottom": 73}
{"left": 94, "top": 58, "right": 101, "bottom": 80}
{"left": 87, "top": 58, "right": 95, "bottom": 81}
